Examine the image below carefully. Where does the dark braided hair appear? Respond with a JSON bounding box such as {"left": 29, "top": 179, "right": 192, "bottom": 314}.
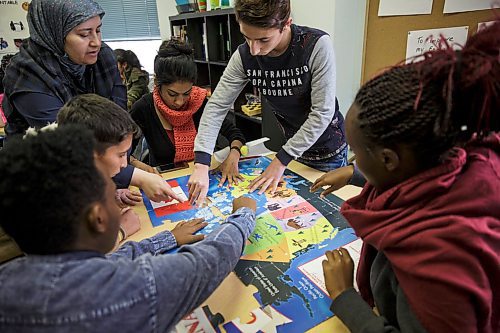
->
{"left": 154, "top": 39, "right": 196, "bottom": 86}
{"left": 355, "top": 20, "right": 499, "bottom": 166}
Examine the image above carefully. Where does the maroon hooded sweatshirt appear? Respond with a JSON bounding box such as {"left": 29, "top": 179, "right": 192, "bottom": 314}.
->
{"left": 341, "top": 134, "right": 500, "bottom": 333}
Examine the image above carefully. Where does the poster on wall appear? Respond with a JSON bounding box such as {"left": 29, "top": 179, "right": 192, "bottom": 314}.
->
{"left": 378, "top": 0, "right": 433, "bottom": 17}
{"left": 477, "top": 21, "right": 496, "bottom": 33}
{"left": 0, "top": 0, "right": 31, "bottom": 55}
{"left": 405, "top": 26, "right": 468, "bottom": 63}
{"left": 443, "top": 0, "right": 499, "bottom": 13}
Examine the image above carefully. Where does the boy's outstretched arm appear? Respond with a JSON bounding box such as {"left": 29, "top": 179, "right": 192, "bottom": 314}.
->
{"left": 152, "top": 197, "right": 256, "bottom": 332}
{"left": 109, "top": 218, "right": 209, "bottom": 260}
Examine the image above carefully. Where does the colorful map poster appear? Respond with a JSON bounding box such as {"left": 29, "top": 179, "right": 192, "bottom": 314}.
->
{"left": 141, "top": 157, "right": 359, "bottom": 332}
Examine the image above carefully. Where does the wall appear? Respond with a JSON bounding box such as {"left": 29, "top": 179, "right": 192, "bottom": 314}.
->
{"left": 291, "top": 0, "right": 367, "bottom": 115}
{"left": 156, "top": 0, "right": 179, "bottom": 40}
{"left": 363, "top": 0, "right": 496, "bottom": 82}
{"left": 106, "top": 40, "right": 162, "bottom": 74}
{"left": 331, "top": 1, "right": 367, "bottom": 114}
{"left": 291, "top": 0, "right": 335, "bottom": 38}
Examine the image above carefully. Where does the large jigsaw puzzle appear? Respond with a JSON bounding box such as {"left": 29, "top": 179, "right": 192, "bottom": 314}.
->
{"left": 141, "top": 157, "right": 360, "bottom": 333}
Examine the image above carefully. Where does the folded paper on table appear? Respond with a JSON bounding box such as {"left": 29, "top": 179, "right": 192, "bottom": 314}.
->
{"left": 214, "top": 137, "right": 273, "bottom": 163}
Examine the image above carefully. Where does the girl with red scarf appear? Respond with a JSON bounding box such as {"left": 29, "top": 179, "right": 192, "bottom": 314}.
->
{"left": 315, "top": 20, "right": 500, "bottom": 332}
{"left": 130, "top": 40, "right": 246, "bottom": 186}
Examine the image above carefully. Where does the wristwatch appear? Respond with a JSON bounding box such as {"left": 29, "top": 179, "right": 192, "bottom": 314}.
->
{"left": 230, "top": 146, "right": 242, "bottom": 156}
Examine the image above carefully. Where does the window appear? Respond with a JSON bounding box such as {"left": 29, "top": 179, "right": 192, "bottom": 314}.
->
{"left": 96, "top": 0, "right": 161, "bottom": 41}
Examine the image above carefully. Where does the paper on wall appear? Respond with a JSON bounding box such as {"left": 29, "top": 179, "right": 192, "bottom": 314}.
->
{"left": 443, "top": 0, "right": 498, "bottom": 14}
{"left": 378, "top": 0, "right": 433, "bottom": 17}
{"left": 405, "top": 26, "right": 468, "bottom": 63}
{"left": 477, "top": 20, "right": 496, "bottom": 32}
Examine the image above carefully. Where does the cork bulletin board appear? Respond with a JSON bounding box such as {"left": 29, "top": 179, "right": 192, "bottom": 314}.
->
{"left": 362, "top": 0, "right": 496, "bottom": 82}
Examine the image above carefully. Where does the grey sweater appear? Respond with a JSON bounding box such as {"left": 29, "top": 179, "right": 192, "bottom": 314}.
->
{"left": 194, "top": 25, "right": 345, "bottom": 166}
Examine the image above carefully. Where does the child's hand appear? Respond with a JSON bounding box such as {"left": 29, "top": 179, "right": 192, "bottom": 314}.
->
{"left": 232, "top": 196, "right": 256, "bottom": 213}
{"left": 187, "top": 163, "right": 209, "bottom": 208}
{"left": 115, "top": 189, "right": 142, "bottom": 207}
{"left": 171, "top": 218, "right": 208, "bottom": 246}
{"left": 248, "top": 157, "right": 286, "bottom": 195}
{"left": 322, "top": 248, "right": 354, "bottom": 300}
{"left": 133, "top": 169, "right": 184, "bottom": 203}
{"left": 310, "top": 165, "right": 354, "bottom": 197}
{"left": 216, "top": 149, "right": 244, "bottom": 187}
{"left": 120, "top": 207, "right": 141, "bottom": 239}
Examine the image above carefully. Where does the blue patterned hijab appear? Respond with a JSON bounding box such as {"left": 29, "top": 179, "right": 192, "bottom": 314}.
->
{"left": 28, "top": 0, "right": 104, "bottom": 78}
{"left": 29, "top": 0, "right": 104, "bottom": 55}
{"left": 2, "top": 0, "right": 126, "bottom": 136}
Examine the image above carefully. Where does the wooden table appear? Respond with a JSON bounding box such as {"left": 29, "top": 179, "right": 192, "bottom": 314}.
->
{"left": 128, "top": 158, "right": 362, "bottom": 332}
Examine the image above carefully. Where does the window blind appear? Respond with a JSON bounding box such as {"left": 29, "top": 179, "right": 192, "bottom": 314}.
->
{"left": 96, "top": 0, "right": 161, "bottom": 41}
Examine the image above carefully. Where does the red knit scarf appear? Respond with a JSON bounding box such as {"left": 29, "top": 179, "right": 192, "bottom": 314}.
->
{"left": 153, "top": 85, "right": 207, "bottom": 163}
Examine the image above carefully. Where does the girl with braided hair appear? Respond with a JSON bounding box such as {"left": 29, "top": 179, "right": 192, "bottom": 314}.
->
{"left": 130, "top": 39, "right": 246, "bottom": 183}
{"left": 318, "top": 21, "right": 500, "bottom": 332}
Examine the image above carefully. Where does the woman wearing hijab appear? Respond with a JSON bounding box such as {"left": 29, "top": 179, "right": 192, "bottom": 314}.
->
{"left": 0, "top": 0, "right": 182, "bottom": 228}
{"left": 2, "top": 0, "right": 126, "bottom": 137}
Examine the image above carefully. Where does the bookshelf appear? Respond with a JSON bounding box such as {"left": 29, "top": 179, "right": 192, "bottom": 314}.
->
{"left": 169, "top": 8, "right": 262, "bottom": 141}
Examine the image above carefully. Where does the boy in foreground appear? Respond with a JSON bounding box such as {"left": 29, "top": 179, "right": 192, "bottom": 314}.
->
{"left": 0, "top": 125, "right": 256, "bottom": 332}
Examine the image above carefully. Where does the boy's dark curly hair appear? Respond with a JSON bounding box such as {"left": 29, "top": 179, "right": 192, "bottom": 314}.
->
{"left": 0, "top": 125, "right": 106, "bottom": 254}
